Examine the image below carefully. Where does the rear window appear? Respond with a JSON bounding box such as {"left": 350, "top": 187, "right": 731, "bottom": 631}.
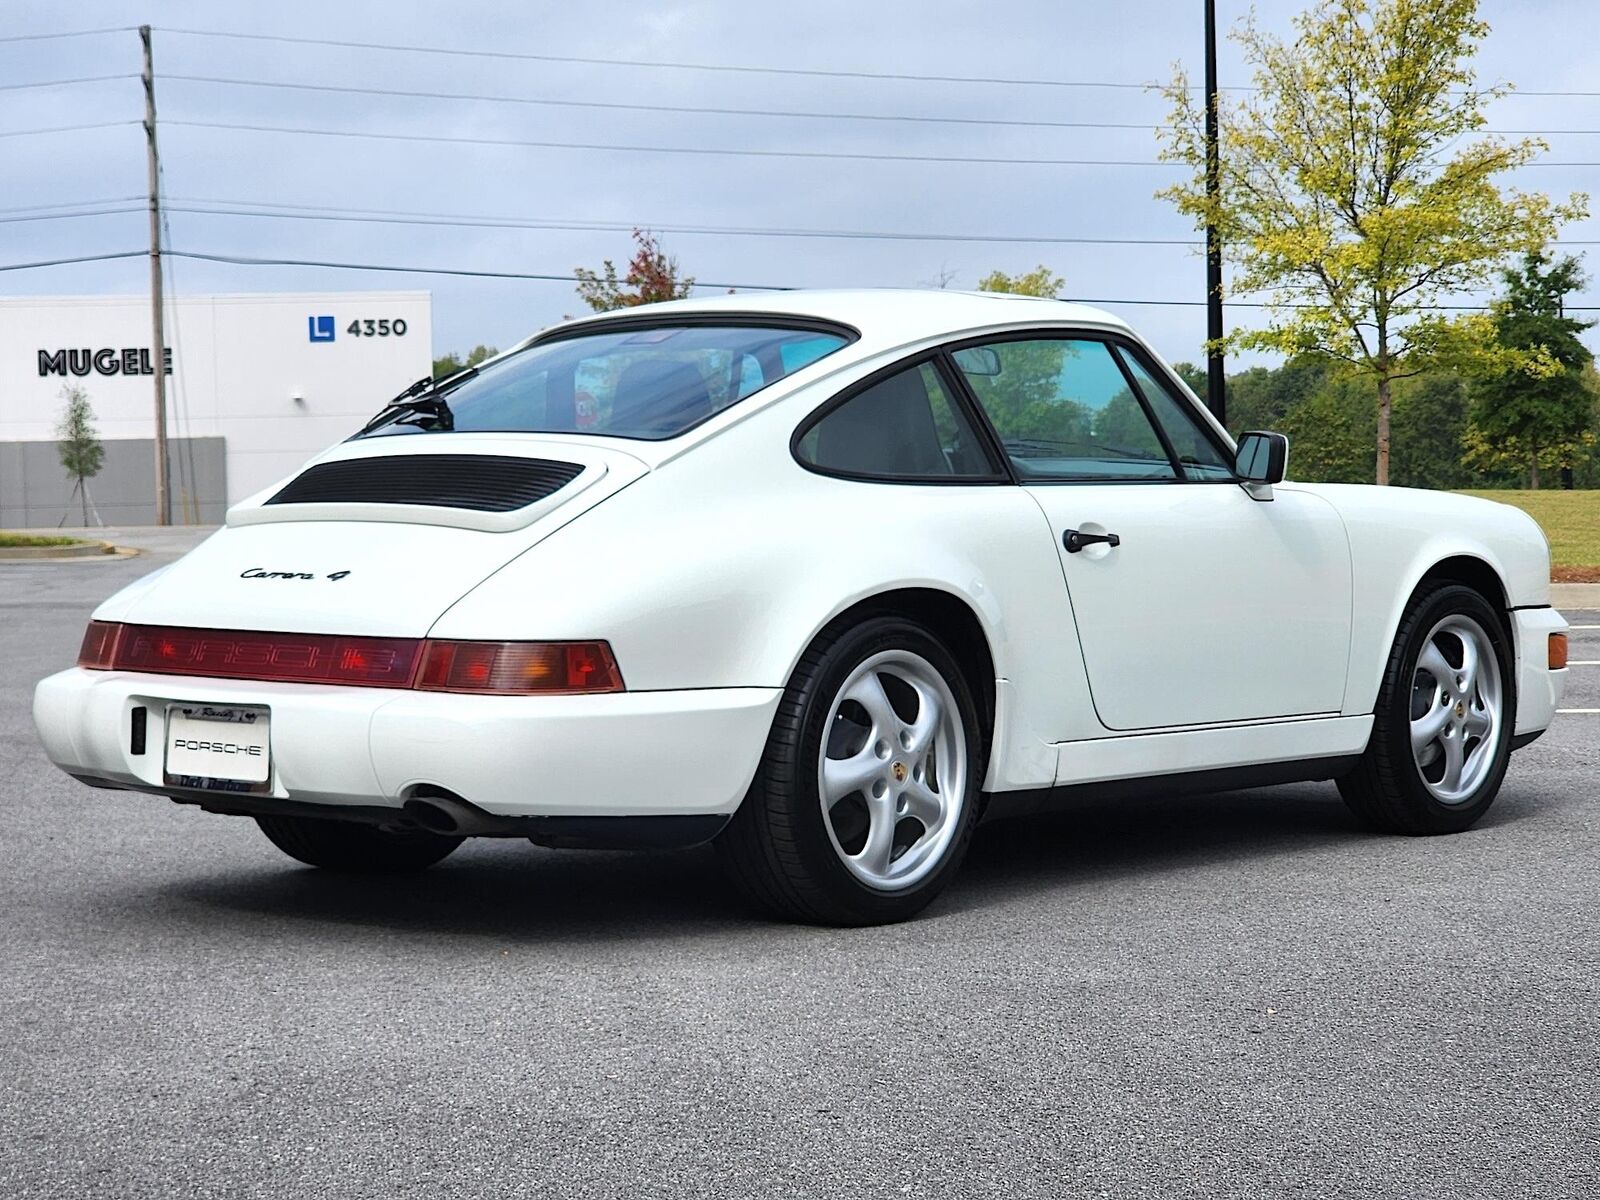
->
{"left": 360, "top": 322, "right": 853, "bottom": 441}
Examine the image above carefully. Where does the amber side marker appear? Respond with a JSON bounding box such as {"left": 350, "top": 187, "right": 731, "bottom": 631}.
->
{"left": 1550, "top": 633, "right": 1569, "bottom": 670}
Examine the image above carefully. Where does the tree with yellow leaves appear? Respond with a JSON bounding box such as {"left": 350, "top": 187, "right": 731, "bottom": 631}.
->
{"left": 1158, "top": 0, "right": 1585, "bottom": 484}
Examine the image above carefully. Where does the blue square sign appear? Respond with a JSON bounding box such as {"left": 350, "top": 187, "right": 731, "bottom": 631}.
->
{"left": 308, "top": 315, "right": 336, "bottom": 343}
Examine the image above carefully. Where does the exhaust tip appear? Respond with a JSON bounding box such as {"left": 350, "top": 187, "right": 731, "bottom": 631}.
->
{"left": 403, "top": 796, "right": 462, "bottom": 834}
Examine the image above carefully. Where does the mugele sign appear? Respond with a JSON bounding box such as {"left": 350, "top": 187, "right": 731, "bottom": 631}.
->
{"left": 38, "top": 348, "right": 174, "bottom": 378}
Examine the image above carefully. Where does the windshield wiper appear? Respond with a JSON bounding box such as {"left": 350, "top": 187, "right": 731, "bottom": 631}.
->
{"left": 358, "top": 368, "right": 478, "bottom": 435}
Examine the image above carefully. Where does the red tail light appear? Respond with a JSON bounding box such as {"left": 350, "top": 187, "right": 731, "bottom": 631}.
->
{"left": 75, "top": 622, "right": 624, "bottom": 694}
{"left": 416, "top": 640, "right": 624, "bottom": 694}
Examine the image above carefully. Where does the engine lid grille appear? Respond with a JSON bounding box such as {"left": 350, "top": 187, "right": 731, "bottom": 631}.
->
{"left": 265, "top": 454, "right": 585, "bottom": 513}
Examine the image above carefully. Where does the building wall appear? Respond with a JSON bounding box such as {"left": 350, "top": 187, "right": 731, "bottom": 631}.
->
{"left": 0, "top": 291, "right": 432, "bottom": 516}
{"left": 0, "top": 437, "right": 226, "bottom": 528}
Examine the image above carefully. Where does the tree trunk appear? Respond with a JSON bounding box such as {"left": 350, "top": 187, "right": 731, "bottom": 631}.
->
{"left": 1530, "top": 440, "right": 1540, "bottom": 489}
{"left": 1376, "top": 375, "right": 1392, "bottom": 486}
{"left": 79, "top": 476, "right": 88, "bottom": 527}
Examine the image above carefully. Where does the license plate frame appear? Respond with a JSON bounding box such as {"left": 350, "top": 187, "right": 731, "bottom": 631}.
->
{"left": 163, "top": 704, "right": 272, "bottom": 793}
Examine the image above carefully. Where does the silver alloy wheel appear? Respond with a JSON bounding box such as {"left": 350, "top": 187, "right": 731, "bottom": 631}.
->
{"left": 1409, "top": 613, "right": 1503, "bottom": 805}
{"left": 817, "top": 649, "right": 968, "bottom": 892}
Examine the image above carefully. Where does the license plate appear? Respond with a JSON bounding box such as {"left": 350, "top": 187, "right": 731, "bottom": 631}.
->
{"left": 164, "top": 704, "right": 270, "bottom": 788}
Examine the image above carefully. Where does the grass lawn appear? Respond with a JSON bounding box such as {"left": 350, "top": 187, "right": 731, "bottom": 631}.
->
{"left": 0, "top": 533, "right": 86, "bottom": 548}
{"left": 1459, "top": 490, "right": 1600, "bottom": 581}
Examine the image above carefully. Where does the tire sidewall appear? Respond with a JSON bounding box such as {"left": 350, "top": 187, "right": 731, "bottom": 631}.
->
{"left": 1384, "top": 586, "right": 1517, "bottom": 831}
{"left": 785, "top": 617, "right": 986, "bottom": 921}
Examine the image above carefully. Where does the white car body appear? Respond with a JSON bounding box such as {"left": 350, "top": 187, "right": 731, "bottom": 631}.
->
{"left": 34, "top": 289, "right": 1567, "bottom": 845}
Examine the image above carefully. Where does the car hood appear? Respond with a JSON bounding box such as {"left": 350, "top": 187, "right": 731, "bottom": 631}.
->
{"left": 92, "top": 435, "right": 649, "bottom": 638}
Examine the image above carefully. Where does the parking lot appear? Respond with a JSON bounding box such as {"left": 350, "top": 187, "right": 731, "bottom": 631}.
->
{"left": 2, "top": 540, "right": 1597, "bottom": 1198}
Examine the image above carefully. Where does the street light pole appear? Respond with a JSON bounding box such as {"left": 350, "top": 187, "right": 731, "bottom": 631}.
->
{"left": 1204, "top": 0, "right": 1227, "bottom": 427}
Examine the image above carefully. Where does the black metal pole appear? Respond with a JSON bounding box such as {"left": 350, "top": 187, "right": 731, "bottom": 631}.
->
{"left": 1204, "top": 0, "right": 1226, "bottom": 426}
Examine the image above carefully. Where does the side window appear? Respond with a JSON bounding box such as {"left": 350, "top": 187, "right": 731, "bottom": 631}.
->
{"left": 953, "top": 338, "right": 1177, "bottom": 481}
{"left": 797, "top": 362, "right": 998, "bottom": 480}
{"left": 1116, "top": 350, "right": 1235, "bottom": 481}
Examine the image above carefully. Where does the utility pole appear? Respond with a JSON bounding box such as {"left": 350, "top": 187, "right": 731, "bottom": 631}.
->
{"left": 1204, "top": 0, "right": 1226, "bottom": 426}
{"left": 140, "top": 25, "right": 171, "bottom": 525}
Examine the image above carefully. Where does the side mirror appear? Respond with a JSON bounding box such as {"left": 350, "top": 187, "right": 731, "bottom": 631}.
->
{"left": 1235, "top": 431, "right": 1288, "bottom": 488}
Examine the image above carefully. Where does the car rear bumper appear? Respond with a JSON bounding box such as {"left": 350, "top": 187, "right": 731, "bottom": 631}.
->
{"left": 33, "top": 668, "right": 781, "bottom": 819}
{"left": 1512, "top": 606, "right": 1568, "bottom": 737}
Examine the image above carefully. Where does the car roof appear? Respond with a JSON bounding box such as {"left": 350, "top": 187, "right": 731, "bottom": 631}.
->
{"left": 544, "top": 288, "right": 1135, "bottom": 349}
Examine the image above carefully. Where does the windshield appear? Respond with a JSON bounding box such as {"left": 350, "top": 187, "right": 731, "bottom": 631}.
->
{"left": 359, "top": 322, "right": 853, "bottom": 441}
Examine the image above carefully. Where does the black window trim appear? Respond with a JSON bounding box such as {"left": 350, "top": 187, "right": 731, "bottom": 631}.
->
{"left": 365, "top": 311, "right": 861, "bottom": 445}
{"left": 1108, "top": 340, "right": 1240, "bottom": 483}
{"left": 790, "top": 351, "right": 1012, "bottom": 486}
{"left": 938, "top": 327, "right": 1242, "bottom": 486}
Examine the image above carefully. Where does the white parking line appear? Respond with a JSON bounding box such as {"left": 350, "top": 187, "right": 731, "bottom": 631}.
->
{"left": 1559, "top": 708, "right": 1600, "bottom": 714}
{"left": 1570, "top": 624, "right": 1600, "bottom": 630}
{"left": 1568, "top": 660, "right": 1600, "bottom": 666}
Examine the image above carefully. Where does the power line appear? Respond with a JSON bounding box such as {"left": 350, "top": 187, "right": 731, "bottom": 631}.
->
{"left": 0, "top": 27, "right": 133, "bottom": 45}
{"left": 163, "top": 198, "right": 1203, "bottom": 246}
{"left": 154, "top": 26, "right": 1164, "bottom": 90}
{"left": 0, "top": 206, "right": 142, "bottom": 225}
{"left": 0, "top": 250, "right": 145, "bottom": 273}
{"left": 163, "top": 249, "right": 794, "bottom": 290}
{"left": 163, "top": 119, "right": 1180, "bottom": 167}
{"left": 0, "top": 120, "right": 139, "bottom": 139}
{"left": 161, "top": 73, "right": 1158, "bottom": 131}
{"left": 0, "top": 73, "right": 136, "bottom": 93}
{"left": 0, "top": 195, "right": 142, "bottom": 215}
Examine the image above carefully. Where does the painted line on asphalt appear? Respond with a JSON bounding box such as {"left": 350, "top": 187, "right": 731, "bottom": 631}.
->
{"left": 1568, "top": 660, "right": 1600, "bottom": 666}
{"left": 1558, "top": 708, "right": 1600, "bottom": 714}
{"left": 1569, "top": 624, "right": 1600, "bottom": 630}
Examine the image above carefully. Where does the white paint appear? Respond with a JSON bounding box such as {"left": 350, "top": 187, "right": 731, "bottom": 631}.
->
{"left": 0, "top": 291, "right": 432, "bottom": 505}
{"left": 29, "top": 289, "right": 1567, "bottom": 819}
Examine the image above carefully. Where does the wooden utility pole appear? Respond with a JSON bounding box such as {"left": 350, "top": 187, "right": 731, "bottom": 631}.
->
{"left": 140, "top": 24, "right": 171, "bottom": 525}
{"left": 1203, "top": 0, "right": 1226, "bottom": 426}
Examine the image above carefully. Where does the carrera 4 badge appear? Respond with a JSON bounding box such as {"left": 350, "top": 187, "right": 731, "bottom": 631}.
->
{"left": 240, "top": 568, "right": 352, "bottom": 581}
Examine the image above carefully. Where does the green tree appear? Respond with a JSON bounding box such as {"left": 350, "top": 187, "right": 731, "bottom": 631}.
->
{"left": 1391, "top": 372, "right": 1475, "bottom": 488}
{"left": 56, "top": 385, "right": 104, "bottom": 527}
{"left": 575, "top": 229, "right": 694, "bottom": 312}
{"left": 976, "top": 266, "right": 1064, "bottom": 298}
{"left": 1464, "top": 252, "right": 1597, "bottom": 487}
{"left": 433, "top": 343, "right": 498, "bottom": 380}
{"left": 1159, "top": 0, "right": 1584, "bottom": 485}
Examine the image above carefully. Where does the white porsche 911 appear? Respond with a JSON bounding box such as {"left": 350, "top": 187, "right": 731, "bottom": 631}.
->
{"left": 34, "top": 290, "right": 1569, "bottom": 924}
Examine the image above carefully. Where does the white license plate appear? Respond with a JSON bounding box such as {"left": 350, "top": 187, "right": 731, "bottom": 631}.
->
{"left": 164, "top": 705, "right": 271, "bottom": 786}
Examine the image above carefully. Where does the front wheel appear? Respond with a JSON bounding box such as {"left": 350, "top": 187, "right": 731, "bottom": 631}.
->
{"left": 255, "top": 815, "right": 463, "bottom": 873}
{"left": 717, "top": 615, "right": 985, "bottom": 925}
{"left": 1338, "top": 584, "right": 1515, "bottom": 834}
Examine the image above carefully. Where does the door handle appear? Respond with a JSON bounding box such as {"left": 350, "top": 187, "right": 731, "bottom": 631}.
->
{"left": 1063, "top": 528, "right": 1121, "bottom": 554}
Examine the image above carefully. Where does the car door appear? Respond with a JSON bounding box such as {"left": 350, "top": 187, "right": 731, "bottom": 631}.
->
{"left": 950, "top": 332, "right": 1352, "bottom": 732}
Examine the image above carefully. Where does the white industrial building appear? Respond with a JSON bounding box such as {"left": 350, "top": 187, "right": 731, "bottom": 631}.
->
{"left": 0, "top": 290, "right": 433, "bottom": 526}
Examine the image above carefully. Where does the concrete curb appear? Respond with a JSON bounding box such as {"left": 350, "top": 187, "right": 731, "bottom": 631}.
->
{"left": 0, "top": 540, "right": 115, "bottom": 560}
{"left": 1552, "top": 583, "right": 1600, "bottom": 611}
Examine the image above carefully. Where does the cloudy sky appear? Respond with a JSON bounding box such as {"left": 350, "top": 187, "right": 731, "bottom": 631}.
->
{"left": 4, "top": 0, "right": 1599, "bottom": 366}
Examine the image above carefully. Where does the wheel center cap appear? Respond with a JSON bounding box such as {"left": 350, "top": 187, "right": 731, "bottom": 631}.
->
{"left": 891, "top": 761, "right": 908, "bottom": 783}
{"left": 1455, "top": 701, "right": 1465, "bottom": 719}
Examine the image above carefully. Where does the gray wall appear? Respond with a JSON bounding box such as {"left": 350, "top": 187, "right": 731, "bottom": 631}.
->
{"left": 0, "top": 437, "right": 227, "bottom": 528}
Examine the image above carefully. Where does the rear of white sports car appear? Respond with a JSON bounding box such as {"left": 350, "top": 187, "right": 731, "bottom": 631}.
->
{"left": 33, "top": 315, "right": 861, "bottom": 864}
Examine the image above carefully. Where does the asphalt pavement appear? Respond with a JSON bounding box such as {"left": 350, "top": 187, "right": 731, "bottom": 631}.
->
{"left": 2, "top": 540, "right": 1596, "bottom": 1198}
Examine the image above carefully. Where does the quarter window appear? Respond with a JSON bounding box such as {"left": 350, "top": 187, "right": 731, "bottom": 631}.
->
{"left": 952, "top": 338, "right": 1177, "bottom": 481}
{"left": 797, "top": 362, "right": 997, "bottom": 480}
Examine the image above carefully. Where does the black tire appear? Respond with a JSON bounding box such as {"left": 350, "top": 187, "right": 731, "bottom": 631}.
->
{"left": 255, "top": 815, "right": 463, "bottom": 873}
{"left": 1338, "top": 583, "right": 1516, "bottom": 834}
{"left": 716, "top": 615, "right": 987, "bottom": 926}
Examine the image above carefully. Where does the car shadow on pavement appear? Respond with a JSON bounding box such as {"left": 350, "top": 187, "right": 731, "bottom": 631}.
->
{"left": 132, "top": 779, "right": 1520, "bottom": 940}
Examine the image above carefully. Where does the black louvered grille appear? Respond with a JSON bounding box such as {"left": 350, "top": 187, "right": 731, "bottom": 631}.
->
{"left": 265, "top": 454, "right": 585, "bottom": 513}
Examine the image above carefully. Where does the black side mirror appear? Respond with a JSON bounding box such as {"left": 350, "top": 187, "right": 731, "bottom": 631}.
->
{"left": 1235, "top": 431, "right": 1288, "bottom": 485}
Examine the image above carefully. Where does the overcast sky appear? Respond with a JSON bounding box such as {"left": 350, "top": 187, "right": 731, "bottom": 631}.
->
{"left": 5, "top": 0, "right": 1600, "bottom": 367}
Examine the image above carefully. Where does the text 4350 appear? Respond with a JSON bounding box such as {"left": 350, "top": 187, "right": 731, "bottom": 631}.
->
{"left": 346, "top": 319, "right": 408, "bottom": 337}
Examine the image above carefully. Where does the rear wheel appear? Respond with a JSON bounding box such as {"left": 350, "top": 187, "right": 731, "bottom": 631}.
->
{"left": 1338, "top": 584, "right": 1515, "bottom": 834}
{"left": 255, "top": 815, "right": 463, "bottom": 873}
{"left": 717, "top": 615, "right": 985, "bottom": 925}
